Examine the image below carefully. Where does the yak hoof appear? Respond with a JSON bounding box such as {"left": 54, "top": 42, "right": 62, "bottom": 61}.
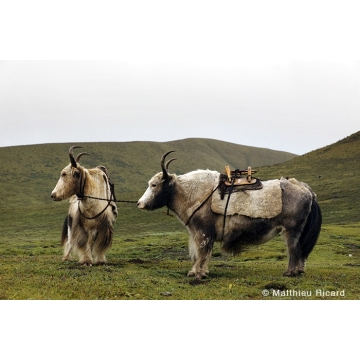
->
{"left": 80, "top": 261, "right": 93, "bottom": 267}
{"left": 196, "top": 271, "right": 209, "bottom": 280}
{"left": 283, "top": 270, "right": 302, "bottom": 277}
{"left": 187, "top": 270, "right": 209, "bottom": 279}
{"left": 94, "top": 261, "right": 106, "bottom": 265}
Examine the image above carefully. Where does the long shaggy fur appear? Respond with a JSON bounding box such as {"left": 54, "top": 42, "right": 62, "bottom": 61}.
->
{"left": 51, "top": 155, "right": 117, "bottom": 266}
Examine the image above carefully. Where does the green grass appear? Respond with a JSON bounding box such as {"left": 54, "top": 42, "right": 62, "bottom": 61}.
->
{"left": 1, "top": 210, "right": 359, "bottom": 299}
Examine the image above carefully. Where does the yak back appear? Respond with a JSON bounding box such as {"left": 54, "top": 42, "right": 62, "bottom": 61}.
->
{"left": 211, "top": 179, "right": 282, "bottom": 219}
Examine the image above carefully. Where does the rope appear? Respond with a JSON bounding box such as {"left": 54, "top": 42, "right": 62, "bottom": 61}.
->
{"left": 221, "top": 169, "right": 239, "bottom": 241}
{"left": 78, "top": 200, "right": 112, "bottom": 220}
{"left": 76, "top": 172, "right": 137, "bottom": 220}
{"left": 185, "top": 185, "right": 219, "bottom": 226}
{"left": 80, "top": 195, "right": 138, "bottom": 204}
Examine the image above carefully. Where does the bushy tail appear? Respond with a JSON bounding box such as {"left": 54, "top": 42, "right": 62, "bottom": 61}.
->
{"left": 300, "top": 199, "right": 322, "bottom": 259}
{"left": 61, "top": 216, "right": 68, "bottom": 247}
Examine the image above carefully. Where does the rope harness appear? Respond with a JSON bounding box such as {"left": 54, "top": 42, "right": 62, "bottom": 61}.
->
{"left": 221, "top": 169, "right": 239, "bottom": 241}
{"left": 76, "top": 171, "right": 137, "bottom": 220}
{"left": 185, "top": 184, "right": 219, "bottom": 226}
{"left": 183, "top": 171, "right": 239, "bottom": 241}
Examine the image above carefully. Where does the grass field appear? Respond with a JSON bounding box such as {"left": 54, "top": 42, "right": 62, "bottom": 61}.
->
{"left": 1, "top": 204, "right": 359, "bottom": 300}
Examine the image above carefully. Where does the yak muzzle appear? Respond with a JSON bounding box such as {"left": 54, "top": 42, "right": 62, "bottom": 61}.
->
{"left": 137, "top": 200, "right": 148, "bottom": 209}
{"left": 50, "top": 192, "right": 61, "bottom": 201}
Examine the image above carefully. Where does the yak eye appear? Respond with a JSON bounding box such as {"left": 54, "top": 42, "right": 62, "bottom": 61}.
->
{"left": 151, "top": 183, "right": 157, "bottom": 188}
{"left": 61, "top": 172, "right": 67, "bottom": 177}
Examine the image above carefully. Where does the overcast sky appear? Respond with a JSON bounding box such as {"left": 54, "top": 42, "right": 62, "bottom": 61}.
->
{"left": 1, "top": 1, "right": 359, "bottom": 155}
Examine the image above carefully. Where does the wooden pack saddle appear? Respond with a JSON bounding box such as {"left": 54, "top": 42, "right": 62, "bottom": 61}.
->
{"left": 223, "top": 165, "right": 258, "bottom": 186}
{"left": 218, "top": 166, "right": 263, "bottom": 199}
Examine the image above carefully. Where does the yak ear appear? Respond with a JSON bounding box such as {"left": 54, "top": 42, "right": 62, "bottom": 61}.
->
{"left": 161, "top": 172, "right": 174, "bottom": 184}
{"left": 72, "top": 169, "right": 81, "bottom": 178}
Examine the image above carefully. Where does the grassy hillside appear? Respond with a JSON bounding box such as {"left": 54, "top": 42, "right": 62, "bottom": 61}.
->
{"left": 0, "top": 132, "right": 359, "bottom": 230}
{"left": 256, "top": 131, "right": 360, "bottom": 224}
{"left": 0, "top": 137, "right": 296, "bottom": 206}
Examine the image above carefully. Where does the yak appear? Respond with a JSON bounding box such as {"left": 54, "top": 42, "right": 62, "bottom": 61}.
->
{"left": 137, "top": 151, "right": 322, "bottom": 279}
{"left": 51, "top": 146, "right": 117, "bottom": 266}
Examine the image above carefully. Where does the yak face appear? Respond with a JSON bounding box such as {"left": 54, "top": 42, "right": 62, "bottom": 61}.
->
{"left": 51, "top": 164, "right": 82, "bottom": 201}
{"left": 137, "top": 172, "right": 174, "bottom": 210}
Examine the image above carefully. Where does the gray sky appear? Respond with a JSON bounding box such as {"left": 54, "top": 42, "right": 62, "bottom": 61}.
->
{"left": 1, "top": 1, "right": 360, "bottom": 155}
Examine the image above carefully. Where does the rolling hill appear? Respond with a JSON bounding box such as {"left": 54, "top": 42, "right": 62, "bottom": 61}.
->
{"left": 0, "top": 132, "right": 359, "bottom": 232}
{"left": 0, "top": 138, "right": 296, "bottom": 207}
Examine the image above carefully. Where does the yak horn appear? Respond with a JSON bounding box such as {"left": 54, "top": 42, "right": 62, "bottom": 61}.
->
{"left": 165, "top": 158, "right": 177, "bottom": 171}
{"left": 69, "top": 145, "right": 83, "bottom": 168}
{"left": 161, "top": 150, "right": 176, "bottom": 179}
{"left": 76, "top": 152, "right": 89, "bottom": 163}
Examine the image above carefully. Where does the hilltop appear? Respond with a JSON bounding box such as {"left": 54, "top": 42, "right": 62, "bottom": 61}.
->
{"left": 257, "top": 131, "right": 360, "bottom": 224}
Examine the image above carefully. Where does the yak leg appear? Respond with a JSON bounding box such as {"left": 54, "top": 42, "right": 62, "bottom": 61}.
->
{"left": 92, "top": 227, "right": 113, "bottom": 265}
{"left": 298, "top": 258, "right": 306, "bottom": 273}
{"left": 93, "top": 245, "right": 108, "bottom": 265}
{"left": 78, "top": 245, "right": 93, "bottom": 266}
{"left": 283, "top": 230, "right": 304, "bottom": 277}
{"left": 92, "top": 237, "right": 107, "bottom": 265}
{"left": 187, "top": 233, "right": 213, "bottom": 279}
{"left": 188, "top": 235, "right": 198, "bottom": 277}
{"left": 93, "top": 252, "right": 107, "bottom": 265}
{"left": 77, "top": 231, "right": 94, "bottom": 266}
{"left": 62, "top": 237, "right": 72, "bottom": 261}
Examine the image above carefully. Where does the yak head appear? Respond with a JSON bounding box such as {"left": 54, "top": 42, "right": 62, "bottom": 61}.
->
{"left": 137, "top": 151, "right": 176, "bottom": 210}
{"left": 50, "top": 146, "right": 89, "bottom": 201}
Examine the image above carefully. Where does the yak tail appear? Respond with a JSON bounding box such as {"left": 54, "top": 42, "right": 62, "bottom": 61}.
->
{"left": 299, "top": 199, "right": 322, "bottom": 259}
{"left": 61, "top": 216, "right": 68, "bottom": 247}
